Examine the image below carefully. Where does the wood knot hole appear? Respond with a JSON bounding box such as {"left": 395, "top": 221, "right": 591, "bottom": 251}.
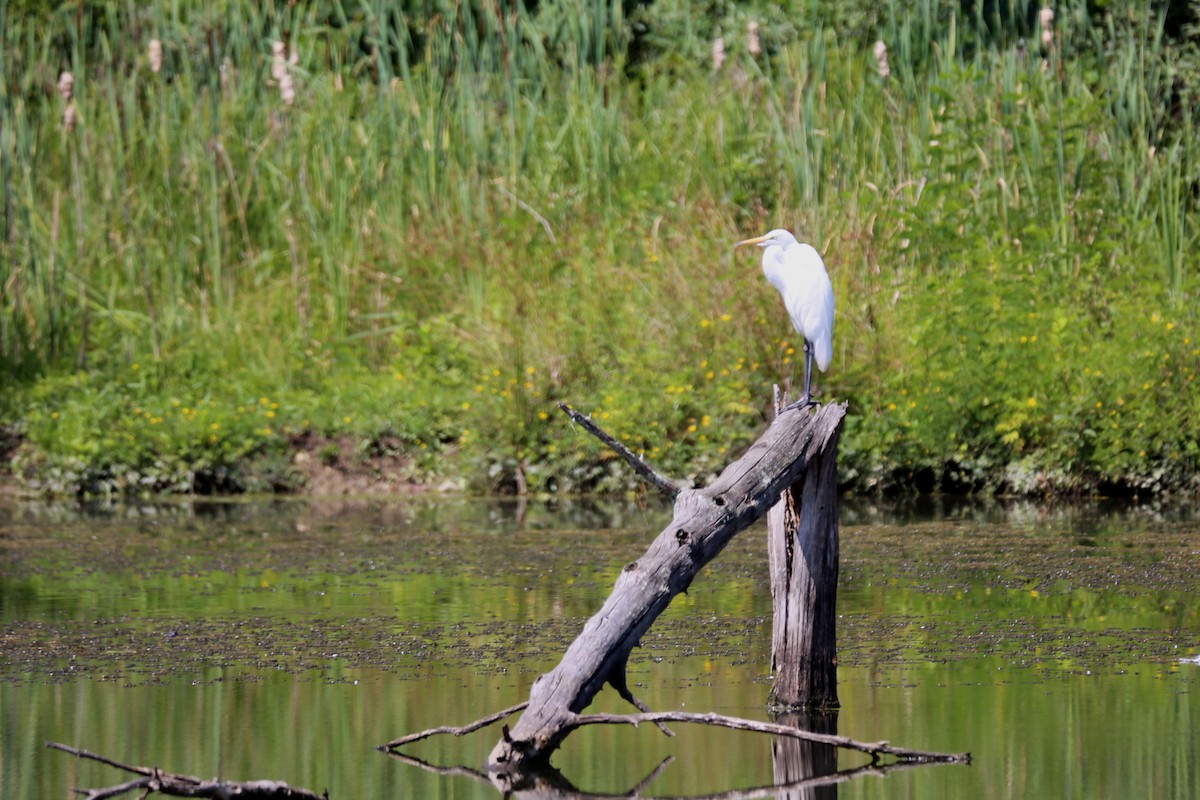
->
{"left": 713, "top": 496, "right": 726, "bottom": 507}
{"left": 675, "top": 529, "right": 689, "bottom": 546}
{"left": 624, "top": 561, "right": 638, "bottom": 572}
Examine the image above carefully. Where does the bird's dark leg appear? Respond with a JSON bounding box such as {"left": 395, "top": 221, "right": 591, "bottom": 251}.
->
{"left": 782, "top": 341, "right": 817, "bottom": 410}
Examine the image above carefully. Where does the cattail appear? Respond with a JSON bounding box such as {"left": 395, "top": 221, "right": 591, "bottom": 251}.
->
{"left": 1039, "top": 7, "right": 1054, "bottom": 48}
{"left": 711, "top": 36, "right": 725, "bottom": 71}
{"left": 57, "top": 71, "right": 74, "bottom": 101}
{"left": 148, "top": 39, "right": 163, "bottom": 73}
{"left": 873, "top": 40, "right": 890, "bottom": 79}
{"left": 747, "top": 22, "right": 761, "bottom": 56}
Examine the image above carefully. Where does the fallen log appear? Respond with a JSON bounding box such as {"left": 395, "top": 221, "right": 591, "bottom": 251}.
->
{"left": 45, "top": 741, "right": 327, "bottom": 800}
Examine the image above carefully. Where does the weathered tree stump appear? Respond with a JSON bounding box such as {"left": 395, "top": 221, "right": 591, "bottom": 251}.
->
{"left": 487, "top": 403, "right": 848, "bottom": 772}
{"left": 767, "top": 392, "right": 840, "bottom": 710}
{"left": 383, "top": 398, "right": 969, "bottom": 775}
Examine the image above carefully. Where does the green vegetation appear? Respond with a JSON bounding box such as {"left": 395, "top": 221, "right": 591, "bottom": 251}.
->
{"left": 1, "top": 1, "right": 1198, "bottom": 497}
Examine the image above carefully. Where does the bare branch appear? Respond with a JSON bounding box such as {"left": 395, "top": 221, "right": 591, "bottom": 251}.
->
{"left": 557, "top": 402, "right": 679, "bottom": 498}
{"left": 45, "top": 742, "right": 326, "bottom": 799}
{"left": 379, "top": 701, "right": 530, "bottom": 751}
{"left": 561, "top": 711, "right": 969, "bottom": 764}
{"left": 46, "top": 742, "right": 154, "bottom": 777}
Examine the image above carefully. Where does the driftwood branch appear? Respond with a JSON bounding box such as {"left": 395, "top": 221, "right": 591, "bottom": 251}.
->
{"left": 46, "top": 742, "right": 327, "bottom": 800}
{"left": 557, "top": 402, "right": 679, "bottom": 498}
{"left": 562, "top": 711, "right": 968, "bottom": 763}
{"left": 378, "top": 701, "right": 529, "bottom": 750}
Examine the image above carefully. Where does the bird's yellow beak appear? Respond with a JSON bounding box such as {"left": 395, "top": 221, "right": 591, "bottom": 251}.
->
{"left": 733, "top": 235, "right": 770, "bottom": 249}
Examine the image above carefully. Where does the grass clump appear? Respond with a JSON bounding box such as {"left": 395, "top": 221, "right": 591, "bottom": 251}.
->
{"left": 1, "top": 0, "right": 1197, "bottom": 497}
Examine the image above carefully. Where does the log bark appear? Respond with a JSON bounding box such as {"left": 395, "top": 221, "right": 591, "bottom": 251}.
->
{"left": 487, "top": 403, "right": 848, "bottom": 772}
{"left": 767, "top": 394, "right": 840, "bottom": 710}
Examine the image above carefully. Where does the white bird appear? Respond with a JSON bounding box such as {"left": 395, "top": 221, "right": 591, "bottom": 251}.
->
{"left": 734, "top": 229, "right": 834, "bottom": 408}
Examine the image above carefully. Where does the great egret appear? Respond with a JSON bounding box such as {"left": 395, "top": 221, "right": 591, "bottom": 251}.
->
{"left": 734, "top": 229, "right": 834, "bottom": 408}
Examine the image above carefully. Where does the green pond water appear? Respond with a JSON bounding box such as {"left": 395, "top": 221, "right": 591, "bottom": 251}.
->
{"left": 1, "top": 496, "right": 1197, "bottom": 798}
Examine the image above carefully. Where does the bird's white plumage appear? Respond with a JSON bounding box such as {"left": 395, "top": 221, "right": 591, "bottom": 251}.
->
{"left": 758, "top": 235, "right": 834, "bottom": 371}
{"left": 734, "top": 228, "right": 834, "bottom": 406}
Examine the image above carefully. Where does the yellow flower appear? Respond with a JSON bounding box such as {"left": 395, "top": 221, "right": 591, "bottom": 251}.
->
{"left": 887, "top": 403, "right": 896, "bottom": 411}
{"left": 461, "top": 402, "right": 471, "bottom": 410}
{"left": 393, "top": 372, "right": 404, "bottom": 381}
{"left": 265, "top": 410, "right": 276, "bottom": 418}
{"left": 210, "top": 423, "right": 220, "bottom": 430}
{"left": 131, "top": 363, "right": 140, "bottom": 371}
{"left": 50, "top": 411, "right": 60, "bottom": 420}
{"left": 1026, "top": 397, "right": 1037, "bottom": 408}
{"left": 720, "top": 313, "right": 731, "bottom": 322}
{"left": 687, "top": 424, "right": 696, "bottom": 432}
{"left": 526, "top": 366, "right": 536, "bottom": 375}
{"left": 342, "top": 415, "right": 352, "bottom": 424}
{"left": 700, "top": 319, "right": 710, "bottom": 328}
{"left": 475, "top": 384, "right": 484, "bottom": 393}
{"left": 537, "top": 411, "right": 548, "bottom": 420}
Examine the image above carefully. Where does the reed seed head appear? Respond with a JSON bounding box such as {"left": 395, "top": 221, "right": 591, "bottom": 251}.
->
{"left": 711, "top": 37, "right": 725, "bottom": 72}
{"left": 873, "top": 40, "right": 890, "bottom": 79}
{"left": 1039, "top": 7, "right": 1054, "bottom": 48}
{"left": 149, "top": 39, "right": 162, "bottom": 73}
{"left": 57, "top": 71, "right": 74, "bottom": 101}
{"left": 747, "top": 22, "right": 761, "bottom": 56}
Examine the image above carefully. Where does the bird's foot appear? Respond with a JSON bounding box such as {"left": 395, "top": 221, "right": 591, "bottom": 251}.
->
{"left": 782, "top": 394, "right": 818, "bottom": 411}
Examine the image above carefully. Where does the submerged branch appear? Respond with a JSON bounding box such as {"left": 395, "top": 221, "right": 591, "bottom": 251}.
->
{"left": 46, "top": 741, "right": 327, "bottom": 800}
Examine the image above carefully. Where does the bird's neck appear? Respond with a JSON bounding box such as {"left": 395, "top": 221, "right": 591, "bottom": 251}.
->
{"left": 761, "top": 246, "right": 791, "bottom": 293}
